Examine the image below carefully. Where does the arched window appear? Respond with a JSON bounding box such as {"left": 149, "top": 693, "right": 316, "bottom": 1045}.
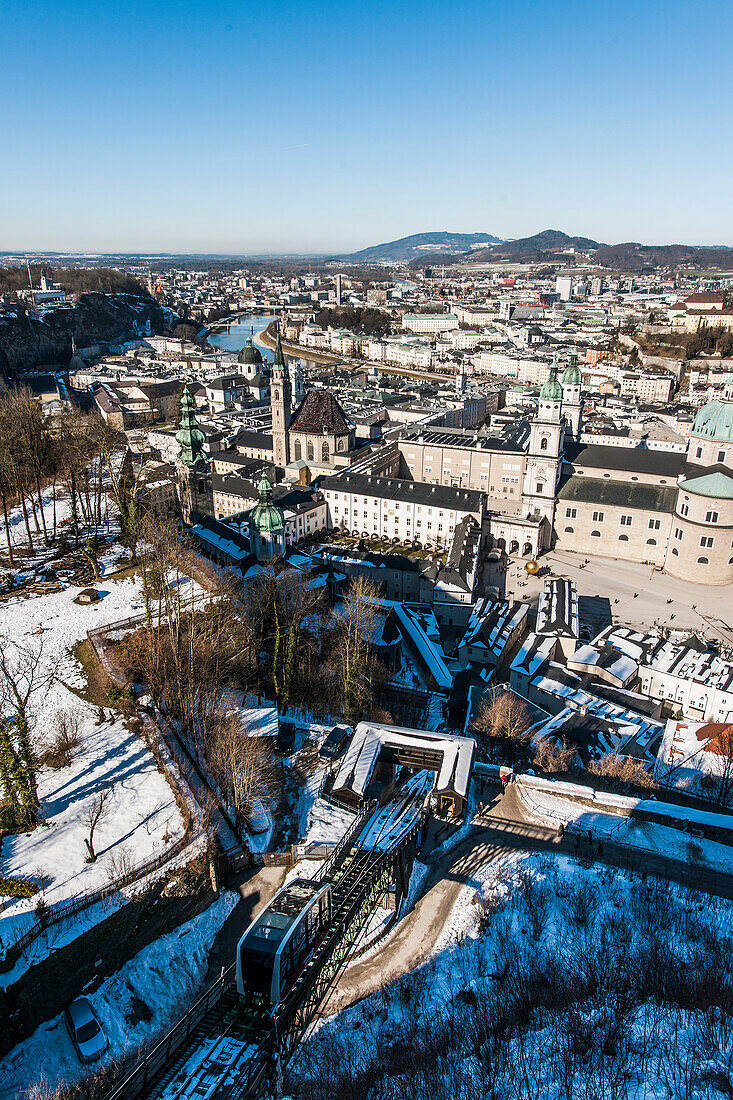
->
{"left": 697, "top": 556, "right": 709, "bottom": 564}
{"left": 671, "top": 548, "right": 679, "bottom": 556}
{"left": 591, "top": 530, "right": 601, "bottom": 537}
{"left": 540, "top": 437, "right": 548, "bottom": 451}
{"left": 307, "top": 440, "right": 314, "bottom": 461}
{"left": 646, "top": 538, "right": 657, "bottom": 546}
{"left": 322, "top": 442, "right": 329, "bottom": 462}
{"left": 564, "top": 526, "right": 574, "bottom": 534}
{"left": 294, "top": 439, "right": 302, "bottom": 461}
{"left": 337, "top": 437, "right": 345, "bottom": 452}
{"left": 619, "top": 534, "right": 629, "bottom": 541}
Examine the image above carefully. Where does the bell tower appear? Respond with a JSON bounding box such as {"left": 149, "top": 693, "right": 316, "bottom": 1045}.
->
{"left": 271, "top": 326, "right": 291, "bottom": 468}
{"left": 522, "top": 361, "right": 564, "bottom": 523}
{"left": 175, "top": 386, "right": 213, "bottom": 523}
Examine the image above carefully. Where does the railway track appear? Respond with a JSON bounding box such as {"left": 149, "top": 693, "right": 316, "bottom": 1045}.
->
{"left": 109, "top": 787, "right": 428, "bottom": 1100}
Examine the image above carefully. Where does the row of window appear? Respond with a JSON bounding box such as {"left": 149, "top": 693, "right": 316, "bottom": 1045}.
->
{"left": 680, "top": 504, "right": 720, "bottom": 522}
{"left": 564, "top": 507, "right": 660, "bottom": 529}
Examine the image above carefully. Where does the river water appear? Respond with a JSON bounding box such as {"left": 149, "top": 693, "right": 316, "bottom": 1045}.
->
{"left": 207, "top": 314, "right": 277, "bottom": 361}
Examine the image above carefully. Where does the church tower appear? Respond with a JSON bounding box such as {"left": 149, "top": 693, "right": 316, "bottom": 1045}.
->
{"left": 175, "top": 386, "right": 213, "bottom": 524}
{"left": 522, "top": 360, "right": 565, "bottom": 523}
{"left": 271, "top": 327, "right": 292, "bottom": 468}
{"left": 561, "top": 351, "right": 583, "bottom": 441}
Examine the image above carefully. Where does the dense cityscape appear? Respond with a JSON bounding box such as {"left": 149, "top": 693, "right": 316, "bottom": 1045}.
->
{"left": 3, "top": 1, "right": 733, "bottom": 1098}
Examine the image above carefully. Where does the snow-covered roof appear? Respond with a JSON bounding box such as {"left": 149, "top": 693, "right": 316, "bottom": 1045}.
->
{"left": 332, "top": 721, "right": 475, "bottom": 805}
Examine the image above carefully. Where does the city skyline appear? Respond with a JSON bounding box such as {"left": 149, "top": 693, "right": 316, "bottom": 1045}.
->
{"left": 2, "top": 0, "right": 733, "bottom": 252}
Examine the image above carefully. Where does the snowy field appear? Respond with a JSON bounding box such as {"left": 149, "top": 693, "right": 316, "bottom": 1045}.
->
{"left": 291, "top": 852, "right": 733, "bottom": 1100}
{"left": 0, "top": 572, "right": 198, "bottom": 978}
{"left": 2, "top": 892, "right": 239, "bottom": 1100}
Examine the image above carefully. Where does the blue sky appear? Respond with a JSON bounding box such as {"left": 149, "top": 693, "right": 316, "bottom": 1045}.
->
{"left": 1, "top": 0, "right": 731, "bottom": 253}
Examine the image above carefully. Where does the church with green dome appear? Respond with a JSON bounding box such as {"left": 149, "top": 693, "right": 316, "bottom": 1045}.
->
{"left": 248, "top": 476, "right": 286, "bottom": 561}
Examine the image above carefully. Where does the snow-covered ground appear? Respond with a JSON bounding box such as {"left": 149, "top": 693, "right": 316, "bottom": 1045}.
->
{"left": 517, "top": 781, "right": 733, "bottom": 874}
{"left": 292, "top": 853, "right": 733, "bottom": 1099}
{"left": 2, "top": 892, "right": 239, "bottom": 1100}
{"left": 0, "top": 573, "right": 201, "bottom": 979}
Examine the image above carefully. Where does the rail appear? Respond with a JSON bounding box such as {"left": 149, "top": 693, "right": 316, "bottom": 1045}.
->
{"left": 105, "top": 793, "right": 425, "bottom": 1100}
{"left": 106, "top": 964, "right": 236, "bottom": 1100}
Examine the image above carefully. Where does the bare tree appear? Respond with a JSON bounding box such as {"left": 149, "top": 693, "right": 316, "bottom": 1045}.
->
{"left": 0, "top": 633, "right": 55, "bottom": 821}
{"left": 211, "top": 710, "right": 275, "bottom": 824}
{"left": 328, "top": 576, "right": 380, "bottom": 725}
{"left": 588, "top": 752, "right": 659, "bottom": 791}
{"left": 472, "top": 689, "right": 531, "bottom": 764}
{"left": 534, "top": 738, "right": 578, "bottom": 774}
{"left": 83, "top": 788, "right": 112, "bottom": 862}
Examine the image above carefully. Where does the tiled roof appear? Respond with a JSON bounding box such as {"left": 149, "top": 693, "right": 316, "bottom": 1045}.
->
{"left": 289, "top": 389, "right": 351, "bottom": 435}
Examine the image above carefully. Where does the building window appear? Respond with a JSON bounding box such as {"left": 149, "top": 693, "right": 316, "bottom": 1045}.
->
{"left": 649, "top": 518, "right": 660, "bottom": 530}
{"left": 294, "top": 439, "right": 302, "bottom": 461}
{"left": 706, "top": 511, "right": 719, "bottom": 523}
{"left": 718, "top": 451, "right": 726, "bottom": 463}
{"left": 697, "top": 556, "right": 709, "bottom": 565}
{"left": 696, "top": 447, "right": 703, "bottom": 459}
{"left": 700, "top": 536, "right": 714, "bottom": 548}
{"left": 671, "top": 547, "right": 679, "bottom": 556}
{"left": 674, "top": 528, "right": 682, "bottom": 540}
{"left": 565, "top": 507, "right": 577, "bottom": 518}
{"left": 680, "top": 504, "right": 689, "bottom": 517}
{"left": 564, "top": 526, "right": 574, "bottom": 534}
{"left": 620, "top": 515, "right": 632, "bottom": 526}
{"left": 619, "top": 534, "right": 629, "bottom": 541}
{"left": 592, "top": 511, "right": 604, "bottom": 522}
{"left": 536, "top": 482, "right": 544, "bottom": 493}
{"left": 591, "top": 530, "right": 601, "bottom": 537}
{"left": 307, "top": 441, "right": 314, "bottom": 461}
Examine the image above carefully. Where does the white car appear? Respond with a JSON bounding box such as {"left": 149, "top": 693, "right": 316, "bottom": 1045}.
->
{"left": 64, "top": 997, "right": 108, "bottom": 1064}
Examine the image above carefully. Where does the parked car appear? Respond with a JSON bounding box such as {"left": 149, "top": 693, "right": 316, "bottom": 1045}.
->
{"left": 64, "top": 998, "right": 108, "bottom": 1064}
{"left": 275, "top": 720, "right": 296, "bottom": 756}
{"left": 319, "top": 725, "right": 352, "bottom": 762}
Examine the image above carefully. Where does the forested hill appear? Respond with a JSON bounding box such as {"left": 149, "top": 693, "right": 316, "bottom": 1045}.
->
{"left": 340, "top": 231, "right": 502, "bottom": 264}
{"left": 0, "top": 294, "right": 171, "bottom": 380}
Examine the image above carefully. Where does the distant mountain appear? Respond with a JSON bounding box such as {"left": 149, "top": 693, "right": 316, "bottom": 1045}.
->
{"left": 468, "top": 229, "right": 602, "bottom": 264}
{"left": 340, "top": 231, "right": 503, "bottom": 264}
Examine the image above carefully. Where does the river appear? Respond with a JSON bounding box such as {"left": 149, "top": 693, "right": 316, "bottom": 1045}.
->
{"left": 207, "top": 314, "right": 277, "bottom": 361}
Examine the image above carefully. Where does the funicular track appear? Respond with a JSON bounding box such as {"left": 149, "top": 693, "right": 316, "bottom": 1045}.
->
{"left": 108, "top": 785, "right": 428, "bottom": 1100}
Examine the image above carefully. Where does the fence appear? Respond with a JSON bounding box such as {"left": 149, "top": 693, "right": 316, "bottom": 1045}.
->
{"left": 0, "top": 826, "right": 198, "bottom": 972}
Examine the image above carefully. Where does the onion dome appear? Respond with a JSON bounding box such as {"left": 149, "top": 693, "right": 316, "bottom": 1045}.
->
{"left": 540, "top": 364, "right": 563, "bottom": 401}
{"left": 249, "top": 476, "right": 284, "bottom": 534}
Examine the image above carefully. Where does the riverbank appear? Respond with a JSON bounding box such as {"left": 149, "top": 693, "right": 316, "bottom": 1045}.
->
{"left": 259, "top": 323, "right": 454, "bottom": 382}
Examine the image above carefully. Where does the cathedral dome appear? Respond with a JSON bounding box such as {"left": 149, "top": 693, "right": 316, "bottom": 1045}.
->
{"left": 238, "top": 337, "right": 264, "bottom": 366}
{"left": 691, "top": 400, "right": 733, "bottom": 442}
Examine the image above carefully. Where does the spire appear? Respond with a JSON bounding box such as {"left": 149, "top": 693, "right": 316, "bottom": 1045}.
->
{"left": 175, "top": 386, "right": 206, "bottom": 467}
{"left": 274, "top": 323, "right": 285, "bottom": 370}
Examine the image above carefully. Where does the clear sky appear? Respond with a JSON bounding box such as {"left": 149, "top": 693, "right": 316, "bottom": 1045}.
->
{"left": 2, "top": 0, "right": 732, "bottom": 254}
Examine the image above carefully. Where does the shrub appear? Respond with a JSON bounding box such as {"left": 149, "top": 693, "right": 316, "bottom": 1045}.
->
{"left": 0, "top": 876, "right": 39, "bottom": 899}
{"left": 39, "top": 710, "right": 80, "bottom": 769}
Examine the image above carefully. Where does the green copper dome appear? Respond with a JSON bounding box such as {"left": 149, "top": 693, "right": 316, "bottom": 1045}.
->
{"left": 250, "top": 476, "right": 284, "bottom": 533}
{"left": 561, "top": 363, "right": 583, "bottom": 386}
{"left": 540, "top": 364, "right": 563, "bottom": 401}
{"left": 691, "top": 400, "right": 733, "bottom": 442}
{"left": 175, "top": 386, "right": 206, "bottom": 467}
